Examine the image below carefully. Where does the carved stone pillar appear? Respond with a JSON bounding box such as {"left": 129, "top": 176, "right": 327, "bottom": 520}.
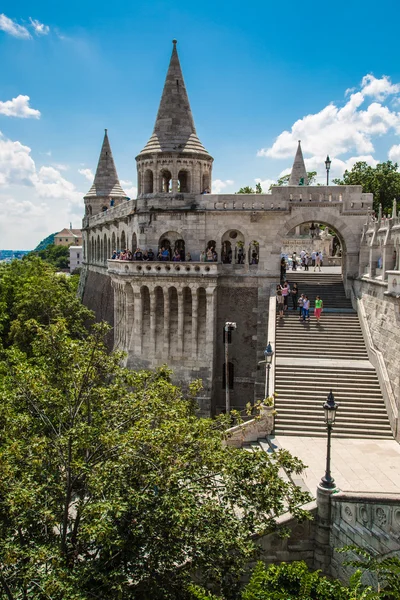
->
{"left": 205, "top": 287, "right": 216, "bottom": 359}
{"left": 177, "top": 289, "right": 184, "bottom": 355}
{"left": 149, "top": 286, "right": 156, "bottom": 355}
{"left": 133, "top": 287, "right": 142, "bottom": 354}
{"left": 164, "top": 287, "right": 170, "bottom": 357}
{"left": 192, "top": 286, "right": 199, "bottom": 358}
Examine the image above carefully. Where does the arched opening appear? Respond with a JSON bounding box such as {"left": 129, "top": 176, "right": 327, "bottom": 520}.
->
{"left": 117, "top": 236, "right": 120, "bottom": 252}
{"left": 221, "top": 241, "right": 232, "bottom": 264}
{"left": 160, "top": 169, "right": 172, "bottom": 193}
{"left": 173, "top": 239, "right": 185, "bottom": 261}
{"left": 206, "top": 240, "right": 217, "bottom": 262}
{"left": 154, "top": 287, "right": 164, "bottom": 356}
{"left": 159, "top": 238, "right": 171, "bottom": 260}
{"left": 249, "top": 240, "right": 259, "bottom": 265}
{"left": 86, "top": 205, "right": 92, "bottom": 216}
{"left": 121, "top": 231, "right": 126, "bottom": 251}
{"left": 103, "top": 234, "right": 107, "bottom": 264}
{"left": 202, "top": 172, "right": 210, "bottom": 193}
{"left": 169, "top": 287, "right": 178, "bottom": 356}
{"left": 83, "top": 240, "right": 86, "bottom": 261}
{"left": 132, "top": 233, "right": 137, "bottom": 252}
{"left": 107, "top": 238, "right": 111, "bottom": 260}
{"left": 221, "top": 230, "right": 245, "bottom": 264}
{"left": 96, "top": 235, "right": 100, "bottom": 263}
{"left": 91, "top": 238, "right": 94, "bottom": 263}
{"left": 144, "top": 169, "right": 154, "bottom": 194}
{"left": 282, "top": 221, "right": 343, "bottom": 274}
{"left": 178, "top": 170, "right": 190, "bottom": 193}
{"left": 183, "top": 287, "right": 192, "bottom": 354}
{"left": 111, "top": 232, "right": 116, "bottom": 253}
{"left": 141, "top": 286, "right": 150, "bottom": 350}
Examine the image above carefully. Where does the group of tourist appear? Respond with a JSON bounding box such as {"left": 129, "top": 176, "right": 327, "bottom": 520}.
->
{"left": 276, "top": 281, "right": 323, "bottom": 322}
{"left": 110, "top": 248, "right": 193, "bottom": 262}
{"left": 281, "top": 250, "right": 323, "bottom": 274}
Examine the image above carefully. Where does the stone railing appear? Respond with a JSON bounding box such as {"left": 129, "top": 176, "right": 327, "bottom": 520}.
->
{"left": 86, "top": 199, "right": 136, "bottom": 227}
{"left": 107, "top": 260, "right": 220, "bottom": 277}
{"left": 224, "top": 405, "right": 275, "bottom": 448}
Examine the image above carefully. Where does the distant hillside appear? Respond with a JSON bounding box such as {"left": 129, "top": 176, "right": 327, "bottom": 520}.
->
{"left": 34, "top": 233, "right": 56, "bottom": 252}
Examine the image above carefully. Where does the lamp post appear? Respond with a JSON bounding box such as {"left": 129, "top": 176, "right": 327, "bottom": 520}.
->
{"left": 224, "top": 321, "right": 237, "bottom": 414}
{"left": 325, "top": 155, "right": 331, "bottom": 186}
{"left": 264, "top": 342, "right": 274, "bottom": 399}
{"left": 258, "top": 342, "right": 274, "bottom": 401}
{"left": 320, "top": 390, "right": 338, "bottom": 489}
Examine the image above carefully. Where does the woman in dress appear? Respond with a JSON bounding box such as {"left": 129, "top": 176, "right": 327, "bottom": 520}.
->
{"left": 276, "top": 286, "right": 284, "bottom": 319}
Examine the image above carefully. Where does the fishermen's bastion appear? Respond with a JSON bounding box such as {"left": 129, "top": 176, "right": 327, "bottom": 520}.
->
{"left": 80, "top": 40, "right": 400, "bottom": 444}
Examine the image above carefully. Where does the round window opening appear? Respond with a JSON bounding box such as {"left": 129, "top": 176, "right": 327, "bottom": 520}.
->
{"left": 229, "top": 231, "right": 238, "bottom": 239}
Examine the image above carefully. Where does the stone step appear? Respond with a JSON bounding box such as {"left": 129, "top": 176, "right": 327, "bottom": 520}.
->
{"left": 274, "top": 427, "right": 393, "bottom": 439}
{"left": 276, "top": 408, "right": 390, "bottom": 420}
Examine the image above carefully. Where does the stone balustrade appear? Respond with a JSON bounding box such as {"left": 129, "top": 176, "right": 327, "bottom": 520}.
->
{"left": 108, "top": 260, "right": 222, "bottom": 277}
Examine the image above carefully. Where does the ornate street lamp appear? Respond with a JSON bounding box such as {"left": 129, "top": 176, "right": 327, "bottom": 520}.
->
{"left": 325, "top": 155, "right": 332, "bottom": 186}
{"left": 320, "top": 390, "right": 338, "bottom": 489}
{"left": 264, "top": 342, "right": 274, "bottom": 399}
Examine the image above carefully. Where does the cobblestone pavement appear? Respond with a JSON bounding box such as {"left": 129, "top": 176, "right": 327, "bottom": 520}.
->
{"left": 272, "top": 435, "right": 400, "bottom": 496}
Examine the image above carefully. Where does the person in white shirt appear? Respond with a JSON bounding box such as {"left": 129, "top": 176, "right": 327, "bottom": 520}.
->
{"left": 311, "top": 251, "right": 316, "bottom": 267}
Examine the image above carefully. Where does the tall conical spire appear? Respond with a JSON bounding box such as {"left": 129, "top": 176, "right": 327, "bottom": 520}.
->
{"left": 138, "top": 40, "right": 210, "bottom": 156}
{"left": 289, "top": 141, "right": 308, "bottom": 186}
{"left": 85, "top": 130, "right": 127, "bottom": 198}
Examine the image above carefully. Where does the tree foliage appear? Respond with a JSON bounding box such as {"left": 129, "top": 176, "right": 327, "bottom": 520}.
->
{"left": 332, "top": 161, "right": 400, "bottom": 213}
{"left": 0, "top": 255, "right": 93, "bottom": 353}
{"left": 0, "top": 320, "right": 313, "bottom": 599}
{"left": 271, "top": 171, "right": 317, "bottom": 188}
{"left": 32, "top": 243, "right": 70, "bottom": 270}
{"left": 237, "top": 183, "right": 263, "bottom": 194}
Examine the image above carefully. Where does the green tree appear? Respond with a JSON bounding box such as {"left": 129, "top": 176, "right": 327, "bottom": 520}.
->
{"left": 0, "top": 320, "right": 312, "bottom": 599}
{"left": 237, "top": 186, "right": 256, "bottom": 194}
{"left": 33, "top": 243, "right": 70, "bottom": 270}
{"left": 332, "top": 161, "right": 400, "bottom": 213}
{"left": 0, "top": 255, "right": 92, "bottom": 352}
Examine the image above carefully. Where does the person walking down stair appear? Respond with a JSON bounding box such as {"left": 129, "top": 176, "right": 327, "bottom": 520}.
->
{"left": 297, "top": 294, "right": 304, "bottom": 320}
{"left": 281, "top": 282, "right": 290, "bottom": 311}
{"left": 276, "top": 286, "right": 284, "bottom": 319}
{"left": 314, "top": 295, "right": 323, "bottom": 322}
{"left": 302, "top": 295, "right": 310, "bottom": 321}
{"left": 314, "top": 252, "right": 322, "bottom": 272}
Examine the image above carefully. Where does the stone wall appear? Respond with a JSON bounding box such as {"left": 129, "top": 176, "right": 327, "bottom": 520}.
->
{"left": 353, "top": 277, "right": 400, "bottom": 437}
{"left": 330, "top": 492, "right": 400, "bottom": 585}
{"left": 82, "top": 266, "right": 114, "bottom": 349}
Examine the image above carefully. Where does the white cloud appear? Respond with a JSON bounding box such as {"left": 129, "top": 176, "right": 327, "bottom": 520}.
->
{"left": 78, "top": 168, "right": 94, "bottom": 181}
{"left": 0, "top": 198, "right": 48, "bottom": 221}
{"left": 0, "top": 133, "right": 36, "bottom": 185}
{"left": 32, "top": 166, "right": 82, "bottom": 205}
{"left": 388, "top": 145, "right": 400, "bottom": 163}
{"left": 361, "top": 74, "right": 400, "bottom": 100}
{"left": 0, "top": 13, "right": 31, "bottom": 39}
{"left": 0, "top": 95, "right": 41, "bottom": 119}
{"left": 257, "top": 74, "right": 400, "bottom": 182}
{"left": 29, "top": 18, "right": 50, "bottom": 36}
{"left": 212, "top": 179, "right": 234, "bottom": 193}
{"left": 52, "top": 163, "right": 68, "bottom": 171}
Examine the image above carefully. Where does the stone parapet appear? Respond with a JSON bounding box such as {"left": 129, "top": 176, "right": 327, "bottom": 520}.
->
{"left": 108, "top": 259, "right": 221, "bottom": 278}
{"left": 224, "top": 405, "right": 275, "bottom": 448}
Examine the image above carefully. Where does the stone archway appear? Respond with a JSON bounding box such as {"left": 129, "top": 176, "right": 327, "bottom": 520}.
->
{"left": 272, "top": 209, "right": 362, "bottom": 282}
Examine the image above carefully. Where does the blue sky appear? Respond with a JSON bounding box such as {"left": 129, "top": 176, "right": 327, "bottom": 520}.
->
{"left": 1, "top": 0, "right": 400, "bottom": 249}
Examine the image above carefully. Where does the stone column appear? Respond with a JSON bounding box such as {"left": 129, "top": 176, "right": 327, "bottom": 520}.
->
{"left": 163, "top": 287, "right": 170, "bottom": 357}
{"left": 177, "top": 289, "right": 184, "bottom": 355}
{"left": 112, "top": 281, "right": 118, "bottom": 348}
{"left": 149, "top": 286, "right": 156, "bottom": 355}
{"left": 205, "top": 286, "right": 216, "bottom": 359}
{"left": 126, "top": 283, "right": 135, "bottom": 352}
{"left": 192, "top": 286, "right": 199, "bottom": 358}
{"left": 314, "top": 484, "right": 336, "bottom": 575}
{"left": 133, "top": 287, "right": 142, "bottom": 354}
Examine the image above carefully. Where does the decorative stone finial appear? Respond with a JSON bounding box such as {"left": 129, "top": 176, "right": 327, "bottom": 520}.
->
{"left": 392, "top": 197, "right": 397, "bottom": 218}
{"left": 172, "top": 39, "right": 177, "bottom": 45}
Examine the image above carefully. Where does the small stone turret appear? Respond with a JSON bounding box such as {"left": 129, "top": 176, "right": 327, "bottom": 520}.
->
{"left": 289, "top": 140, "right": 308, "bottom": 186}
{"left": 136, "top": 40, "right": 213, "bottom": 197}
{"left": 84, "top": 130, "right": 128, "bottom": 217}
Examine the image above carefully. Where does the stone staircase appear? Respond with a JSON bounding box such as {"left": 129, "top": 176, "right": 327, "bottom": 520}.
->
{"left": 284, "top": 272, "right": 353, "bottom": 310}
{"left": 274, "top": 273, "right": 393, "bottom": 439}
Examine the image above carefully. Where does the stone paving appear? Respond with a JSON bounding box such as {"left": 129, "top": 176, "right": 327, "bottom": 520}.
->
{"left": 272, "top": 435, "right": 400, "bottom": 495}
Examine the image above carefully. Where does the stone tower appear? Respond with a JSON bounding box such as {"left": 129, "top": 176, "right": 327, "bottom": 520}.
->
{"left": 136, "top": 40, "right": 213, "bottom": 197}
{"left": 289, "top": 140, "right": 308, "bottom": 186}
{"left": 84, "top": 129, "right": 128, "bottom": 217}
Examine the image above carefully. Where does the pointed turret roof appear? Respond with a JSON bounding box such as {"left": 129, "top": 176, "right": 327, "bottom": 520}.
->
{"left": 85, "top": 130, "right": 127, "bottom": 198}
{"left": 289, "top": 141, "right": 308, "bottom": 186}
{"left": 138, "top": 40, "right": 210, "bottom": 157}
